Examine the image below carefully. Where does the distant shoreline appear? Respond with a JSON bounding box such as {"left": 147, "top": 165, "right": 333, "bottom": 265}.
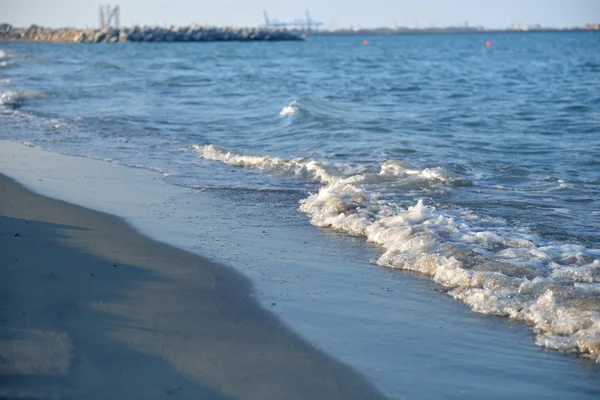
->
{"left": 309, "top": 27, "right": 597, "bottom": 36}
{"left": 0, "top": 24, "right": 303, "bottom": 43}
{"left": 0, "top": 23, "right": 597, "bottom": 44}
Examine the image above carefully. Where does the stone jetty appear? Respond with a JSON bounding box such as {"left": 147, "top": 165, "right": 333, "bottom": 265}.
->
{"left": 0, "top": 24, "right": 303, "bottom": 43}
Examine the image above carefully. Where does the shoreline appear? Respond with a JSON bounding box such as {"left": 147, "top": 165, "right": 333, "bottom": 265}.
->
{"left": 1, "top": 141, "right": 600, "bottom": 398}
{"left": 2, "top": 26, "right": 600, "bottom": 397}
{"left": 310, "top": 28, "right": 597, "bottom": 36}
{"left": 0, "top": 25, "right": 303, "bottom": 43}
{"left": 1, "top": 24, "right": 596, "bottom": 44}
{"left": 0, "top": 173, "right": 384, "bottom": 399}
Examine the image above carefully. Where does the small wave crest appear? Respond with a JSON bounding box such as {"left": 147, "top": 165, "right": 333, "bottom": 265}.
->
{"left": 380, "top": 160, "right": 455, "bottom": 182}
{"left": 191, "top": 144, "right": 455, "bottom": 186}
{"left": 0, "top": 49, "right": 13, "bottom": 68}
{"left": 0, "top": 90, "right": 44, "bottom": 108}
{"left": 189, "top": 144, "right": 345, "bottom": 183}
{"left": 279, "top": 100, "right": 298, "bottom": 117}
{"left": 193, "top": 144, "right": 600, "bottom": 361}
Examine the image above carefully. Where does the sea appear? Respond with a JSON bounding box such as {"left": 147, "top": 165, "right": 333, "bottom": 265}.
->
{"left": 1, "top": 32, "right": 600, "bottom": 398}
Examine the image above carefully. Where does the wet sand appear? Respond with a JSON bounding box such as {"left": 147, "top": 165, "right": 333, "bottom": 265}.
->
{"left": 0, "top": 174, "right": 384, "bottom": 399}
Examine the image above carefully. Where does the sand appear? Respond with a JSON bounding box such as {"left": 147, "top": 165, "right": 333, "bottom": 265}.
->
{"left": 0, "top": 174, "right": 384, "bottom": 399}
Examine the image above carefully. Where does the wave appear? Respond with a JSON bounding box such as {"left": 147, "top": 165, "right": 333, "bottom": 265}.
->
{"left": 279, "top": 100, "right": 298, "bottom": 117}
{"left": 0, "top": 50, "right": 12, "bottom": 68}
{"left": 0, "top": 90, "right": 44, "bottom": 108}
{"left": 190, "top": 144, "right": 456, "bottom": 185}
{"left": 194, "top": 144, "right": 600, "bottom": 362}
{"left": 93, "top": 61, "right": 122, "bottom": 70}
{"left": 276, "top": 97, "right": 391, "bottom": 125}
{"left": 12, "top": 139, "right": 172, "bottom": 177}
{"left": 379, "top": 160, "right": 455, "bottom": 182}
{"left": 73, "top": 155, "right": 170, "bottom": 177}
{"left": 189, "top": 144, "right": 347, "bottom": 184}
{"left": 175, "top": 183, "right": 301, "bottom": 194}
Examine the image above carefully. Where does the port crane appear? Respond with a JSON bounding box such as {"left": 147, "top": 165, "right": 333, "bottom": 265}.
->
{"left": 263, "top": 10, "right": 323, "bottom": 31}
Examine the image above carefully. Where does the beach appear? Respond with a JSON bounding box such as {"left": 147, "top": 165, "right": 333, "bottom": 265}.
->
{"left": 1, "top": 141, "right": 599, "bottom": 399}
{"left": 0, "top": 172, "right": 384, "bottom": 399}
{"left": 1, "top": 32, "right": 600, "bottom": 398}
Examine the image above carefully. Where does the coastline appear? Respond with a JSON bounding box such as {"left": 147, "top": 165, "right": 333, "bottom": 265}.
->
{"left": 1, "top": 23, "right": 596, "bottom": 44}
{"left": 2, "top": 26, "right": 600, "bottom": 397}
{"left": 0, "top": 25, "right": 303, "bottom": 43}
{"left": 1, "top": 141, "right": 599, "bottom": 398}
{"left": 0, "top": 173, "right": 384, "bottom": 399}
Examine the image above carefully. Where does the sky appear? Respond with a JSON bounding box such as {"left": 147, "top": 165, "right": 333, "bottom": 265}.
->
{"left": 1, "top": 0, "right": 599, "bottom": 29}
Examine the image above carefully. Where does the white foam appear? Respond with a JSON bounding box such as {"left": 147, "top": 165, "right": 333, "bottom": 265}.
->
{"left": 301, "top": 188, "right": 600, "bottom": 361}
{"left": 380, "top": 160, "right": 454, "bottom": 182}
{"left": 190, "top": 144, "right": 344, "bottom": 184}
{"left": 0, "top": 91, "right": 18, "bottom": 106}
{"left": 279, "top": 100, "right": 298, "bottom": 117}
{"left": 193, "top": 144, "right": 600, "bottom": 361}
{"left": 0, "top": 90, "right": 44, "bottom": 107}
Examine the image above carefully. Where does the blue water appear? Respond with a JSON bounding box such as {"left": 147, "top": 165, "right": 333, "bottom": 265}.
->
{"left": 2, "top": 34, "right": 599, "bottom": 240}
{"left": 1, "top": 32, "right": 600, "bottom": 394}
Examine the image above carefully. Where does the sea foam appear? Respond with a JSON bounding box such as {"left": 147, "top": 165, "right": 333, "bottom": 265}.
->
{"left": 190, "top": 144, "right": 346, "bottom": 184}
{"left": 0, "top": 50, "right": 9, "bottom": 68}
{"left": 279, "top": 100, "right": 298, "bottom": 117}
{"left": 194, "top": 144, "right": 600, "bottom": 362}
{"left": 0, "top": 90, "right": 44, "bottom": 107}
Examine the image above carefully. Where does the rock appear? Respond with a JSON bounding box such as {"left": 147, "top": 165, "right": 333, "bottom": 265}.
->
{"left": 118, "top": 30, "right": 129, "bottom": 42}
{"left": 93, "top": 31, "right": 105, "bottom": 43}
{"left": 0, "top": 25, "right": 304, "bottom": 43}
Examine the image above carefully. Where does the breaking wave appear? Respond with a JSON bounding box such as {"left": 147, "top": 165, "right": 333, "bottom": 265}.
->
{"left": 0, "top": 90, "right": 44, "bottom": 108}
{"left": 0, "top": 50, "right": 11, "bottom": 68}
{"left": 189, "top": 144, "right": 350, "bottom": 183}
{"left": 279, "top": 100, "right": 298, "bottom": 117}
{"left": 193, "top": 144, "right": 600, "bottom": 362}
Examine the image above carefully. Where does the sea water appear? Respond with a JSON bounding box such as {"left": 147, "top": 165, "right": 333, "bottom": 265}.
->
{"left": 1, "top": 32, "right": 599, "bottom": 398}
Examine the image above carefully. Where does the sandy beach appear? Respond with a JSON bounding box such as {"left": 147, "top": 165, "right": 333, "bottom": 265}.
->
{"left": 0, "top": 174, "right": 384, "bottom": 399}
{"left": 1, "top": 135, "right": 599, "bottom": 399}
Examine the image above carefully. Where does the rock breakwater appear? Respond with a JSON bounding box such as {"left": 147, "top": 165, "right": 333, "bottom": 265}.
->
{"left": 0, "top": 24, "right": 303, "bottom": 43}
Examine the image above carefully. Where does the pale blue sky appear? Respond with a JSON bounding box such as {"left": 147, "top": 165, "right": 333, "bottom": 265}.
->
{"left": 1, "top": 0, "right": 599, "bottom": 29}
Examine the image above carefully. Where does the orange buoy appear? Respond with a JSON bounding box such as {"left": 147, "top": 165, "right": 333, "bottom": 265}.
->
{"left": 363, "top": 39, "right": 369, "bottom": 45}
{"left": 485, "top": 41, "right": 492, "bottom": 47}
